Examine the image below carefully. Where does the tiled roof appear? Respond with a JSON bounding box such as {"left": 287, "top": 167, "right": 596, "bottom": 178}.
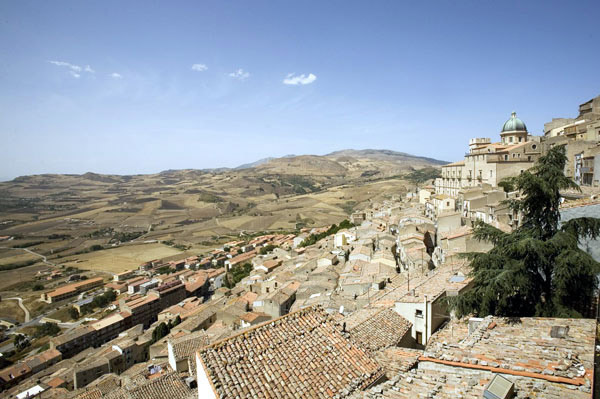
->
{"left": 173, "top": 307, "right": 216, "bottom": 333}
{"left": 240, "top": 311, "right": 270, "bottom": 323}
{"left": 345, "top": 308, "right": 412, "bottom": 352}
{"left": 126, "top": 372, "right": 193, "bottom": 399}
{"left": 355, "top": 359, "right": 592, "bottom": 399}
{"left": 236, "top": 291, "right": 258, "bottom": 307}
{"left": 74, "top": 389, "right": 103, "bottom": 399}
{"left": 197, "top": 306, "right": 383, "bottom": 399}
{"left": 372, "top": 263, "right": 471, "bottom": 305}
{"left": 372, "top": 347, "right": 423, "bottom": 378}
{"left": 439, "top": 225, "right": 473, "bottom": 240}
{"left": 76, "top": 373, "right": 193, "bottom": 399}
{"left": 40, "top": 388, "right": 70, "bottom": 399}
{"left": 425, "top": 316, "right": 595, "bottom": 388}
{"left": 170, "top": 331, "right": 210, "bottom": 361}
{"left": 45, "top": 277, "right": 104, "bottom": 297}
{"left": 443, "top": 160, "right": 465, "bottom": 167}
{"left": 86, "top": 373, "right": 121, "bottom": 395}
{"left": 46, "top": 376, "right": 66, "bottom": 388}
{"left": 0, "top": 362, "right": 31, "bottom": 382}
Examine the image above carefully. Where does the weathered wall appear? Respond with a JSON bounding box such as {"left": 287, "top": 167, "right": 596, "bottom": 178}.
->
{"left": 560, "top": 204, "right": 600, "bottom": 261}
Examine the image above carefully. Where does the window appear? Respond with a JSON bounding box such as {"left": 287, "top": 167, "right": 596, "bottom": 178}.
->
{"left": 489, "top": 170, "right": 493, "bottom": 178}
{"left": 528, "top": 156, "right": 531, "bottom": 161}
{"left": 532, "top": 144, "right": 537, "bottom": 150}
{"left": 416, "top": 331, "right": 423, "bottom": 345}
{"left": 504, "top": 155, "right": 508, "bottom": 161}
{"left": 519, "top": 137, "right": 522, "bottom": 142}
{"left": 509, "top": 136, "right": 513, "bottom": 143}
{"left": 415, "top": 309, "right": 423, "bottom": 317}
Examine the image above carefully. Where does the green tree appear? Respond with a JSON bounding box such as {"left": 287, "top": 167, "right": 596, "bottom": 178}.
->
{"left": 449, "top": 145, "right": 600, "bottom": 318}
{"left": 14, "top": 334, "right": 29, "bottom": 351}
{"left": 497, "top": 179, "right": 515, "bottom": 193}
{"left": 34, "top": 322, "right": 61, "bottom": 338}
{"left": 404, "top": 167, "right": 441, "bottom": 185}
{"left": 299, "top": 220, "right": 354, "bottom": 248}
{"left": 69, "top": 307, "right": 80, "bottom": 320}
{"left": 151, "top": 322, "right": 170, "bottom": 343}
{"left": 259, "top": 244, "right": 276, "bottom": 255}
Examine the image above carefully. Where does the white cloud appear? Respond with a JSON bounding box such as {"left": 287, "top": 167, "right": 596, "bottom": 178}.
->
{"left": 48, "top": 60, "right": 96, "bottom": 78}
{"left": 49, "top": 60, "right": 82, "bottom": 72}
{"left": 283, "top": 73, "right": 317, "bottom": 85}
{"left": 191, "top": 63, "right": 208, "bottom": 72}
{"left": 110, "top": 73, "right": 123, "bottom": 79}
{"left": 228, "top": 68, "right": 250, "bottom": 80}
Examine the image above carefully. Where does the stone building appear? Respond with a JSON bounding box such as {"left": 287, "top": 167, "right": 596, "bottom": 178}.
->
{"left": 436, "top": 112, "right": 542, "bottom": 197}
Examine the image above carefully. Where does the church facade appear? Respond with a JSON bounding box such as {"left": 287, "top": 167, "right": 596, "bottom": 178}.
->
{"left": 435, "top": 112, "right": 543, "bottom": 197}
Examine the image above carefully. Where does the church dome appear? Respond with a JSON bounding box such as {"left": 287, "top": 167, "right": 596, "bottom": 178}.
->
{"left": 501, "top": 111, "right": 527, "bottom": 132}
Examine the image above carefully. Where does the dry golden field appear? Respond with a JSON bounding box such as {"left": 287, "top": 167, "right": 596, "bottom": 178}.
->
{"left": 0, "top": 299, "right": 25, "bottom": 323}
{"left": 59, "top": 242, "right": 184, "bottom": 273}
{"left": 0, "top": 150, "right": 442, "bottom": 286}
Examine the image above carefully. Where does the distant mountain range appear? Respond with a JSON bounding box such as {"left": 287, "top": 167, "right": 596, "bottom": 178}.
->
{"left": 325, "top": 149, "right": 447, "bottom": 165}
{"left": 0, "top": 149, "right": 446, "bottom": 240}
{"left": 231, "top": 149, "right": 446, "bottom": 172}
{"left": 6, "top": 149, "right": 447, "bottom": 183}
{"left": 234, "top": 154, "right": 297, "bottom": 170}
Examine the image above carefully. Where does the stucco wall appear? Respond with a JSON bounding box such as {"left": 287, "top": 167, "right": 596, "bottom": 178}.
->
{"left": 560, "top": 204, "right": 600, "bottom": 261}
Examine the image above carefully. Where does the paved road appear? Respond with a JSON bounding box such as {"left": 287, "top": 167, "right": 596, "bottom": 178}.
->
{"left": 5, "top": 297, "right": 30, "bottom": 322}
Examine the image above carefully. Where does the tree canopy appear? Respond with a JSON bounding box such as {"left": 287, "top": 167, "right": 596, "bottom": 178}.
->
{"left": 449, "top": 145, "right": 600, "bottom": 318}
{"left": 299, "top": 219, "right": 354, "bottom": 247}
{"left": 404, "top": 167, "right": 441, "bottom": 185}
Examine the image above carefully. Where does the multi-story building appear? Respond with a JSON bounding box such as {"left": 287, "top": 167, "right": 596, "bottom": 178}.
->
{"left": 150, "top": 280, "right": 186, "bottom": 310}
{"left": 581, "top": 145, "right": 600, "bottom": 186}
{"left": 0, "top": 349, "right": 62, "bottom": 390}
{"left": 113, "top": 270, "right": 135, "bottom": 281}
{"left": 543, "top": 94, "right": 600, "bottom": 183}
{"left": 73, "top": 332, "right": 151, "bottom": 389}
{"left": 120, "top": 295, "right": 161, "bottom": 328}
{"left": 89, "top": 311, "right": 132, "bottom": 346}
{"left": 41, "top": 277, "right": 104, "bottom": 303}
{"left": 436, "top": 112, "right": 542, "bottom": 197}
{"left": 544, "top": 95, "right": 600, "bottom": 141}
{"left": 50, "top": 326, "right": 97, "bottom": 358}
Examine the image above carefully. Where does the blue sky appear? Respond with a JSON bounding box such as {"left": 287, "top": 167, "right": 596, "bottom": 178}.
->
{"left": 1, "top": 1, "right": 599, "bottom": 181}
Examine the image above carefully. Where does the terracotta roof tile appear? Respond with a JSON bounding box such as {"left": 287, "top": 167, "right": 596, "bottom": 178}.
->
{"left": 344, "top": 308, "right": 412, "bottom": 352}
{"left": 170, "top": 331, "right": 211, "bottom": 362}
{"left": 197, "top": 306, "right": 383, "bottom": 398}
